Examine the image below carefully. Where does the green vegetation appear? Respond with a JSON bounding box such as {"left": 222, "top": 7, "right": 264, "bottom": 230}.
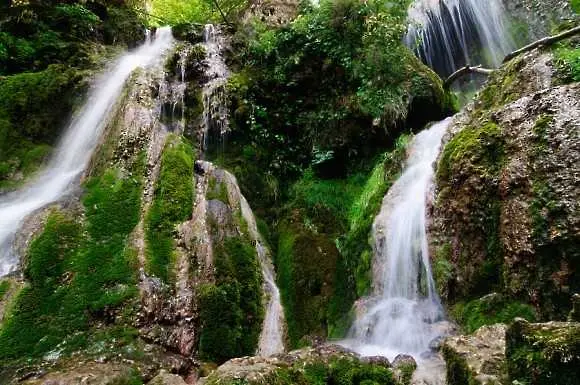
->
{"left": 198, "top": 238, "right": 264, "bottom": 363}
{"left": 0, "top": 65, "right": 84, "bottom": 189}
{"left": 274, "top": 136, "right": 410, "bottom": 347}
{"left": 0, "top": 158, "right": 144, "bottom": 360}
{"left": 555, "top": 45, "right": 580, "bottom": 83}
{"left": 205, "top": 355, "right": 399, "bottom": 385}
{"left": 0, "top": 280, "right": 10, "bottom": 302}
{"left": 452, "top": 295, "right": 537, "bottom": 334}
{"left": 145, "top": 136, "right": 194, "bottom": 283}
{"left": 570, "top": 0, "right": 580, "bottom": 13}
{"left": 149, "top": 0, "right": 247, "bottom": 25}
{"left": 507, "top": 319, "right": 580, "bottom": 385}
{"left": 0, "top": 1, "right": 146, "bottom": 189}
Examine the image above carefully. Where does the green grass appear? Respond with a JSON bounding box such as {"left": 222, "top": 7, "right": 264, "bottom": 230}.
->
{"left": 0, "top": 158, "right": 144, "bottom": 360}
{"left": 145, "top": 135, "right": 195, "bottom": 283}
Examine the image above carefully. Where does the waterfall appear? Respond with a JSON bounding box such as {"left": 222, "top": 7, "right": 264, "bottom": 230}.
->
{"left": 0, "top": 27, "right": 175, "bottom": 277}
{"left": 405, "top": 0, "right": 516, "bottom": 77}
{"left": 343, "top": 118, "right": 452, "bottom": 362}
{"left": 200, "top": 24, "right": 230, "bottom": 152}
{"left": 238, "top": 191, "right": 286, "bottom": 356}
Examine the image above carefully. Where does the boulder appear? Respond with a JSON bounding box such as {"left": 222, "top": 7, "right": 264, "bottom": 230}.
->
{"left": 150, "top": 370, "right": 188, "bottom": 385}
{"left": 442, "top": 324, "right": 508, "bottom": 385}
{"left": 506, "top": 318, "right": 580, "bottom": 385}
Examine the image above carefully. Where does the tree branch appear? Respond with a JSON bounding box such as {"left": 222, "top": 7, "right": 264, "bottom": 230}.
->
{"left": 444, "top": 65, "right": 494, "bottom": 88}
{"left": 503, "top": 25, "right": 580, "bottom": 63}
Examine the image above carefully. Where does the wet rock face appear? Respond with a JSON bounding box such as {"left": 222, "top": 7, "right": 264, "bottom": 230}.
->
{"left": 430, "top": 49, "right": 580, "bottom": 319}
{"left": 442, "top": 324, "right": 508, "bottom": 385}
{"left": 506, "top": 318, "right": 580, "bottom": 385}
{"left": 503, "top": 0, "right": 576, "bottom": 42}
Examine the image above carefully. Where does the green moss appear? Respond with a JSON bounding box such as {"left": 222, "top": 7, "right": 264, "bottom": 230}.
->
{"left": 0, "top": 65, "right": 86, "bottom": 187}
{"left": 442, "top": 343, "right": 476, "bottom": 385}
{"left": 433, "top": 243, "right": 454, "bottom": 298}
{"left": 0, "top": 280, "right": 9, "bottom": 302}
{"left": 145, "top": 135, "right": 195, "bottom": 283}
{"left": 207, "top": 177, "right": 229, "bottom": 203}
{"left": 554, "top": 45, "right": 580, "bottom": 84}
{"left": 198, "top": 237, "right": 263, "bottom": 363}
{"left": 437, "top": 121, "right": 504, "bottom": 182}
{"left": 205, "top": 355, "right": 397, "bottom": 385}
{"left": 507, "top": 319, "right": 580, "bottom": 385}
{"left": 572, "top": 0, "right": 580, "bottom": 13}
{"left": 0, "top": 156, "right": 144, "bottom": 360}
{"left": 451, "top": 295, "right": 537, "bottom": 334}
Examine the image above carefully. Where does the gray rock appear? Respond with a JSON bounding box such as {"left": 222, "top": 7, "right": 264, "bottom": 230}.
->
{"left": 442, "top": 324, "right": 508, "bottom": 385}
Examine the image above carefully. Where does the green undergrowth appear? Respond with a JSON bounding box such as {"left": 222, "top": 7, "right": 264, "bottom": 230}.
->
{"left": 198, "top": 237, "right": 264, "bottom": 363}
{"left": 275, "top": 135, "right": 411, "bottom": 346}
{"left": 452, "top": 295, "right": 537, "bottom": 334}
{"left": 0, "top": 158, "right": 144, "bottom": 360}
{"left": 507, "top": 319, "right": 580, "bottom": 385}
{"left": 0, "top": 65, "right": 86, "bottom": 189}
{"left": 554, "top": 43, "right": 580, "bottom": 83}
{"left": 0, "top": 1, "right": 145, "bottom": 189}
{"left": 145, "top": 135, "right": 194, "bottom": 283}
{"left": 0, "top": 280, "right": 10, "bottom": 301}
{"left": 205, "top": 355, "right": 398, "bottom": 385}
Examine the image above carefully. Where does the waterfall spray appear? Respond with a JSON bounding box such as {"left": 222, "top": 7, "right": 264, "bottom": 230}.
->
{"left": 405, "top": 0, "right": 516, "bottom": 77}
{"left": 343, "top": 118, "right": 452, "bottom": 361}
{"left": 0, "top": 28, "right": 175, "bottom": 277}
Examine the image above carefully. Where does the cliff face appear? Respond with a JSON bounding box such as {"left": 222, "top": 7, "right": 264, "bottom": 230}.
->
{"left": 430, "top": 46, "right": 580, "bottom": 320}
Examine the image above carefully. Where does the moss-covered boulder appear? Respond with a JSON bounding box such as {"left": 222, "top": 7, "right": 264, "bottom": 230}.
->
{"left": 201, "top": 345, "right": 402, "bottom": 385}
{"left": 430, "top": 47, "right": 580, "bottom": 320}
{"left": 506, "top": 318, "right": 580, "bottom": 385}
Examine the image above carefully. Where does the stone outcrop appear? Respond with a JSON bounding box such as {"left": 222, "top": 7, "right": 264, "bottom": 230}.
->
{"left": 504, "top": 0, "right": 577, "bottom": 42}
{"left": 199, "top": 345, "right": 401, "bottom": 385}
{"left": 506, "top": 318, "right": 580, "bottom": 384}
{"left": 430, "top": 47, "right": 580, "bottom": 319}
{"left": 442, "top": 324, "right": 508, "bottom": 385}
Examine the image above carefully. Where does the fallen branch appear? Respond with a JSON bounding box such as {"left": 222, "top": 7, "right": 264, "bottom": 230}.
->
{"left": 444, "top": 65, "right": 494, "bottom": 88}
{"left": 503, "top": 25, "right": 580, "bottom": 63}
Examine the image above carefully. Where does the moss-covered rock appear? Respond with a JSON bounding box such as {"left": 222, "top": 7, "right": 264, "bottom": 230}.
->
{"left": 202, "top": 345, "right": 401, "bottom": 385}
{"left": 431, "top": 48, "right": 580, "bottom": 321}
{"left": 506, "top": 319, "right": 580, "bottom": 385}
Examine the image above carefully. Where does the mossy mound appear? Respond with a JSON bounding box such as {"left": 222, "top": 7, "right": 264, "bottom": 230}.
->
{"left": 507, "top": 319, "right": 580, "bottom": 385}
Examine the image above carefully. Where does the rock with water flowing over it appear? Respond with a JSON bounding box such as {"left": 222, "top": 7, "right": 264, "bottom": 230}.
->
{"left": 442, "top": 324, "right": 508, "bottom": 385}
{"left": 430, "top": 47, "right": 580, "bottom": 320}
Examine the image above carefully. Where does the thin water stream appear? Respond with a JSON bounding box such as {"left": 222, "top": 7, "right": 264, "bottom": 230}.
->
{"left": 0, "top": 28, "right": 175, "bottom": 277}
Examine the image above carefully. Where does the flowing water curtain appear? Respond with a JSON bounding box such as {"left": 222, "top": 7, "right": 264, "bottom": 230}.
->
{"left": 405, "top": 0, "right": 517, "bottom": 77}
{"left": 0, "top": 28, "right": 175, "bottom": 277}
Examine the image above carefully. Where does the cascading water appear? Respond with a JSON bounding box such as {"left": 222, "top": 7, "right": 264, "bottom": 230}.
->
{"left": 0, "top": 27, "right": 175, "bottom": 277}
{"left": 405, "top": 0, "right": 516, "bottom": 77}
{"left": 343, "top": 118, "right": 452, "bottom": 364}
{"left": 238, "top": 188, "right": 286, "bottom": 357}
{"left": 200, "top": 24, "right": 230, "bottom": 152}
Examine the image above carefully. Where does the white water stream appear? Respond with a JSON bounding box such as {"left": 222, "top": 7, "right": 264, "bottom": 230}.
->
{"left": 405, "top": 0, "right": 516, "bottom": 77}
{"left": 343, "top": 118, "right": 452, "bottom": 364}
{"left": 0, "top": 27, "right": 175, "bottom": 277}
{"left": 200, "top": 24, "right": 230, "bottom": 151}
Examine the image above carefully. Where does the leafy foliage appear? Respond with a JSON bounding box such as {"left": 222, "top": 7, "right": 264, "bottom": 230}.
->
{"left": 149, "top": 0, "right": 247, "bottom": 25}
{"left": 226, "top": 0, "right": 451, "bottom": 182}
